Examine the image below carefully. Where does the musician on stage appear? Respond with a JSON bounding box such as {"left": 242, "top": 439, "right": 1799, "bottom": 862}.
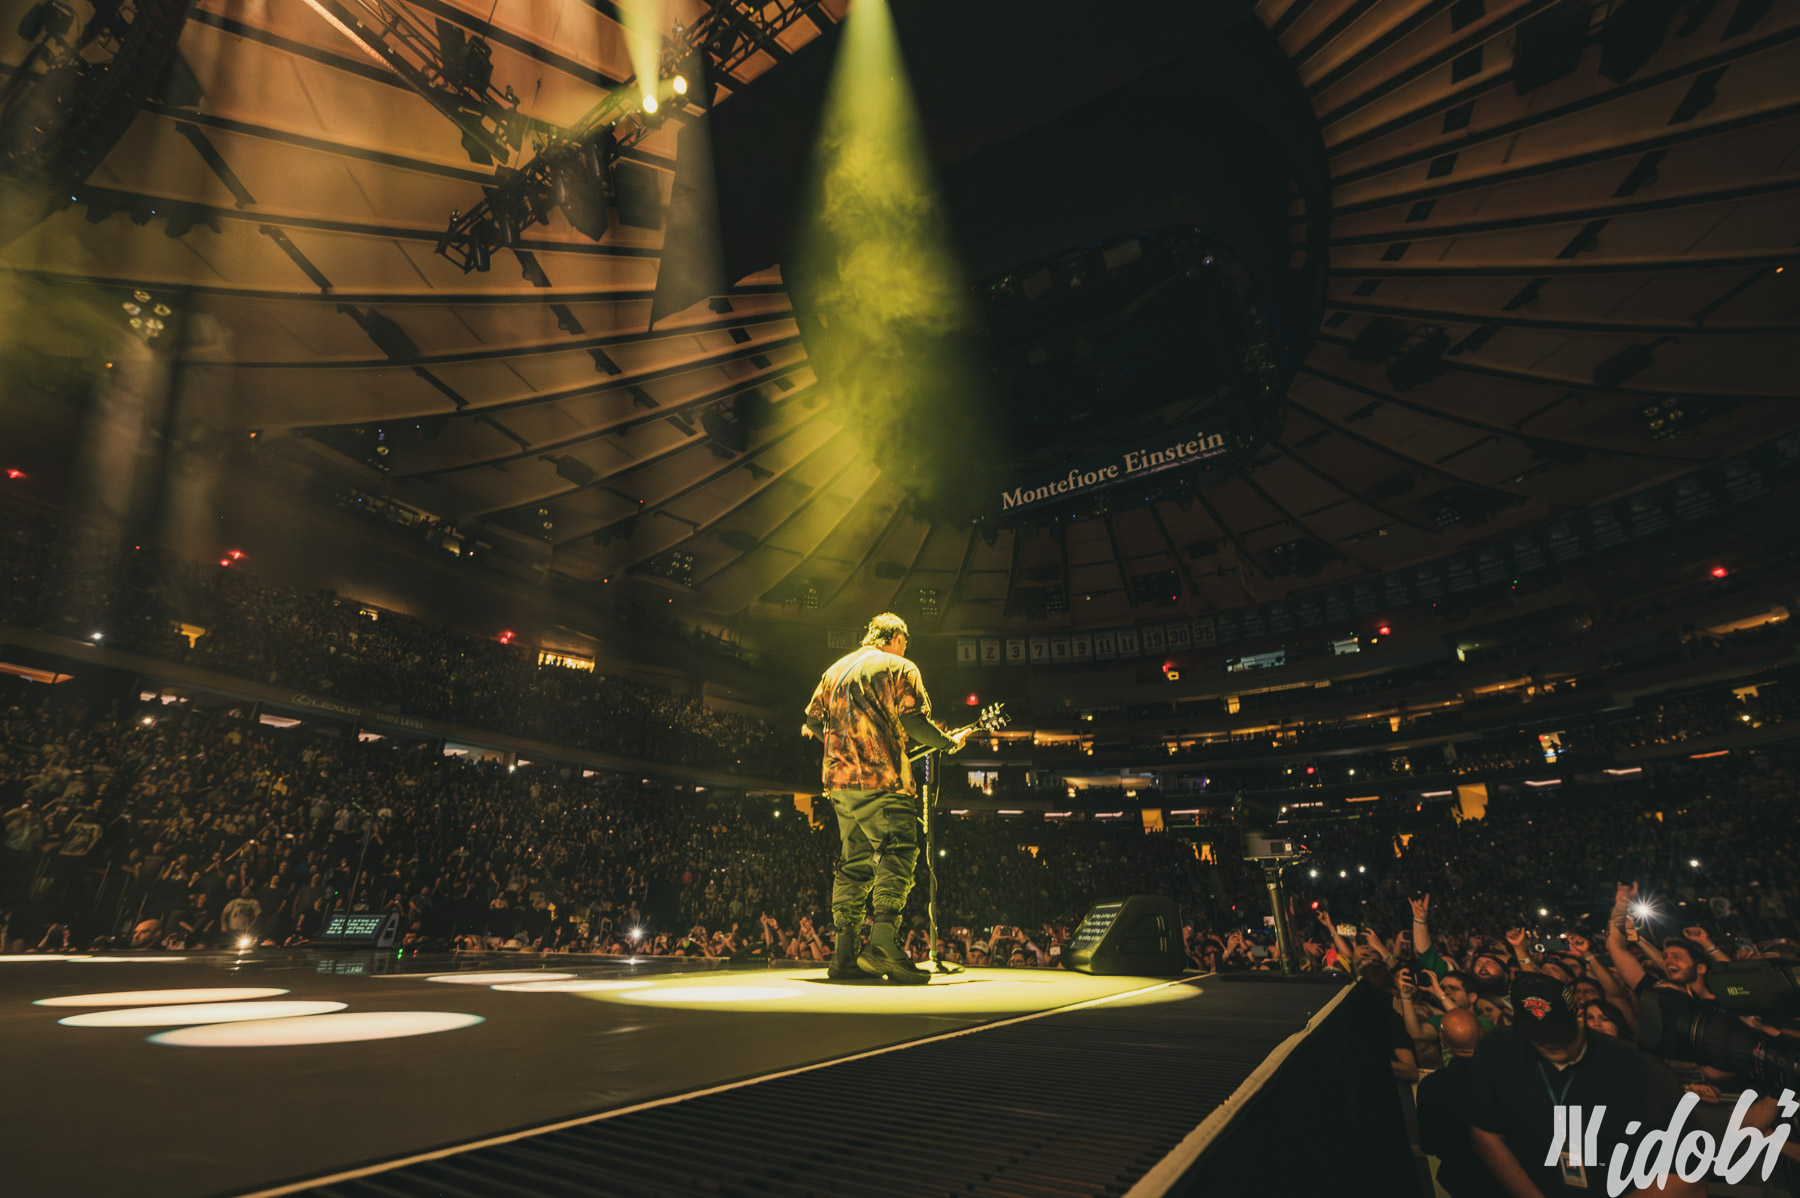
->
{"left": 803, "top": 613, "right": 970, "bottom": 983}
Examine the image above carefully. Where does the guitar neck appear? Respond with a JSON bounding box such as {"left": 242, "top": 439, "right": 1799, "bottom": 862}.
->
{"left": 907, "top": 720, "right": 987, "bottom": 761}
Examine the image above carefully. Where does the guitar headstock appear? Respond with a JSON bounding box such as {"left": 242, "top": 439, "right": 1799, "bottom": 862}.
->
{"left": 977, "top": 702, "right": 1009, "bottom": 733}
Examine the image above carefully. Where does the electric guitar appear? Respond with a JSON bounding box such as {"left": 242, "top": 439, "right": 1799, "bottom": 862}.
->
{"left": 908, "top": 701, "right": 1009, "bottom": 760}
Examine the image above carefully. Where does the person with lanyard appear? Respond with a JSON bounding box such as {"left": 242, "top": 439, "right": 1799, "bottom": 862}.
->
{"left": 1466, "top": 973, "right": 1700, "bottom": 1197}
{"left": 801, "top": 613, "right": 970, "bottom": 984}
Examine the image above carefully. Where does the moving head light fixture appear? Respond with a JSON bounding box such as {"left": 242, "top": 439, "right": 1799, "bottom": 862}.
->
{"left": 436, "top": 0, "right": 832, "bottom": 274}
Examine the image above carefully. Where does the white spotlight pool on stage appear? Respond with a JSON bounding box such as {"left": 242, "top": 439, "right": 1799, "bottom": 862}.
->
{"left": 150, "top": 1010, "right": 484, "bottom": 1047}
{"left": 0, "top": 955, "right": 92, "bottom": 962}
{"left": 67, "top": 956, "right": 190, "bottom": 963}
{"left": 489, "top": 979, "right": 654, "bottom": 993}
{"left": 424, "top": 972, "right": 575, "bottom": 985}
{"left": 34, "top": 987, "right": 289, "bottom": 1007}
{"left": 58, "top": 1000, "right": 347, "bottom": 1027}
{"left": 620, "top": 986, "right": 807, "bottom": 1004}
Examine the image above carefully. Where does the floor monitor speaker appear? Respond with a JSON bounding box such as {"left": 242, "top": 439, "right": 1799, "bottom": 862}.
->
{"left": 1063, "top": 894, "right": 1185, "bottom": 976}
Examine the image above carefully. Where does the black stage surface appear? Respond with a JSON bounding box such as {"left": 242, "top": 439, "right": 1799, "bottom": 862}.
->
{"left": 2, "top": 951, "right": 1349, "bottom": 1197}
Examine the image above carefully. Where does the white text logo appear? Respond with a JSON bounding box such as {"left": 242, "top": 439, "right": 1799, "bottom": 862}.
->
{"left": 1545, "top": 1089, "right": 1798, "bottom": 1196}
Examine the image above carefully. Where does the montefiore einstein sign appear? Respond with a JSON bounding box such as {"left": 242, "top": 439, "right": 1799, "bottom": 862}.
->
{"left": 998, "top": 419, "right": 1230, "bottom": 513}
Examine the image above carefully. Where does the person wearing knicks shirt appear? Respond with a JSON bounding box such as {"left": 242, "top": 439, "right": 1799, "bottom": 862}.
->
{"left": 1466, "top": 973, "right": 1701, "bottom": 1197}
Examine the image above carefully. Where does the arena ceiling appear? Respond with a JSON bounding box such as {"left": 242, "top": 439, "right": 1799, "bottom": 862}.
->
{"left": 4, "top": 0, "right": 1798, "bottom": 633}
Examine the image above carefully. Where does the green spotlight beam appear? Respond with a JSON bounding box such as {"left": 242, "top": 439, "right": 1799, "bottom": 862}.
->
{"left": 789, "top": 0, "right": 996, "bottom": 525}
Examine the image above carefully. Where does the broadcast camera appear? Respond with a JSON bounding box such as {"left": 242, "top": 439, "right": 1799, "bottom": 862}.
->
{"left": 1634, "top": 960, "right": 1800, "bottom": 1091}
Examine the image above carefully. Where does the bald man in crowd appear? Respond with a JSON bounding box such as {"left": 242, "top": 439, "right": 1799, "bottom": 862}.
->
{"left": 1419, "top": 1008, "right": 1503, "bottom": 1198}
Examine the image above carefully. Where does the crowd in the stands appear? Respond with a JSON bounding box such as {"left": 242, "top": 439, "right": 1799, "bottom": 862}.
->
{"left": 0, "top": 501, "right": 812, "bottom": 779}
{"left": 0, "top": 694, "right": 1216, "bottom": 961}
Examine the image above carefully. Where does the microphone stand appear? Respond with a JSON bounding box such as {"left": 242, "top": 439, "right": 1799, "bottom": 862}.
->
{"left": 917, "top": 748, "right": 962, "bottom": 976}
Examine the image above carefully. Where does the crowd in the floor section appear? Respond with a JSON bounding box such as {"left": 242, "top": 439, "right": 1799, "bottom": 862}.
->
{"left": 8, "top": 691, "right": 1800, "bottom": 1192}
{"left": 0, "top": 501, "right": 813, "bottom": 779}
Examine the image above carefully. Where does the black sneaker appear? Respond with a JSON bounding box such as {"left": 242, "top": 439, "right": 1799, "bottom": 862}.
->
{"left": 857, "top": 923, "right": 930, "bottom": 985}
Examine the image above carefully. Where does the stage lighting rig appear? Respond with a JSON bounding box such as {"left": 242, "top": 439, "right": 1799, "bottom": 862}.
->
{"left": 435, "top": 0, "right": 833, "bottom": 274}
{"left": 0, "top": 0, "right": 194, "bottom": 247}
{"left": 299, "top": 0, "right": 525, "bottom": 166}
{"left": 435, "top": 69, "right": 679, "bottom": 272}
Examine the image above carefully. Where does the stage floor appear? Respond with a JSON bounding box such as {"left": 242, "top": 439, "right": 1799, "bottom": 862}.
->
{"left": 2, "top": 951, "right": 1203, "bottom": 1198}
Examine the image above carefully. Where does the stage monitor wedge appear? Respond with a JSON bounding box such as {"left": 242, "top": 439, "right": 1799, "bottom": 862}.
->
{"left": 1064, "top": 894, "right": 1185, "bottom": 976}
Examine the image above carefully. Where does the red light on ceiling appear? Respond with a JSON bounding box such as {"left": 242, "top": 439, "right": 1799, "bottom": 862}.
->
{"left": 1309, "top": 900, "right": 1320, "bottom": 910}
{"left": 5, "top": 468, "right": 25, "bottom": 480}
{"left": 218, "top": 558, "right": 232, "bottom": 567}
{"left": 965, "top": 693, "right": 979, "bottom": 706}
{"left": 1710, "top": 565, "right": 1729, "bottom": 579}
{"left": 227, "top": 549, "right": 243, "bottom": 560}
{"left": 1305, "top": 766, "right": 1315, "bottom": 775}
{"left": 1376, "top": 624, "right": 1391, "bottom": 637}
{"left": 499, "top": 630, "right": 515, "bottom": 643}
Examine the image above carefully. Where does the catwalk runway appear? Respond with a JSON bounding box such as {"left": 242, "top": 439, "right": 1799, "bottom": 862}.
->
{"left": 2, "top": 951, "right": 1349, "bottom": 1197}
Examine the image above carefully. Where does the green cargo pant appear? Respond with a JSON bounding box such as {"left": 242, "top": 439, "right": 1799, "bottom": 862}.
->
{"left": 827, "top": 787, "right": 919, "bottom": 928}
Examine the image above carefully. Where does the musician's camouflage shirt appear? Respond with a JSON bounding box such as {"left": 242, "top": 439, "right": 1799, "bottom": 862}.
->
{"left": 804, "top": 646, "right": 935, "bottom": 794}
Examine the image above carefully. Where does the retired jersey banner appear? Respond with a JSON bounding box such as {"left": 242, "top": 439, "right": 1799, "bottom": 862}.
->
{"left": 996, "top": 418, "right": 1230, "bottom": 513}
{"left": 956, "top": 638, "right": 978, "bottom": 665}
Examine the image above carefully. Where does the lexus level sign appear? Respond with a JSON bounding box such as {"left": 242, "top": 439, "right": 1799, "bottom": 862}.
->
{"left": 998, "top": 418, "right": 1230, "bottom": 514}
